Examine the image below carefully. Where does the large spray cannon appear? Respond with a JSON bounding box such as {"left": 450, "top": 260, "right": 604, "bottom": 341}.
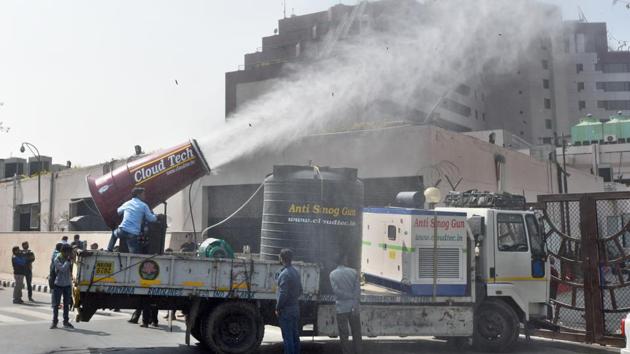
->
{"left": 87, "top": 140, "right": 210, "bottom": 229}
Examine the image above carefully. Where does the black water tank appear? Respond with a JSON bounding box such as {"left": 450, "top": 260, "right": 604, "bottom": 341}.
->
{"left": 260, "top": 165, "right": 364, "bottom": 294}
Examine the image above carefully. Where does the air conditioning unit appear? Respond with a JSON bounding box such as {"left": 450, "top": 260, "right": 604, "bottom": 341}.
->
{"left": 605, "top": 134, "right": 618, "bottom": 143}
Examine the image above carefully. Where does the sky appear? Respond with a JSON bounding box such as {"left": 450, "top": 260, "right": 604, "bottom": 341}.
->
{"left": 0, "top": 0, "right": 629, "bottom": 167}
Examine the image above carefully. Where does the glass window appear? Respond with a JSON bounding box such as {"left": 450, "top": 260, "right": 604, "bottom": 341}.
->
{"left": 545, "top": 119, "right": 552, "bottom": 129}
{"left": 543, "top": 79, "right": 550, "bottom": 89}
{"left": 577, "top": 82, "right": 584, "bottom": 91}
{"left": 576, "top": 63, "right": 583, "bottom": 73}
{"left": 542, "top": 60, "right": 548, "bottom": 70}
{"left": 526, "top": 215, "right": 545, "bottom": 257}
{"left": 544, "top": 98, "right": 551, "bottom": 109}
{"left": 497, "top": 214, "right": 528, "bottom": 252}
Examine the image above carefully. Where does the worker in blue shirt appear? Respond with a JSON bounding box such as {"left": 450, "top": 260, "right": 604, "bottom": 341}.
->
{"left": 107, "top": 187, "right": 157, "bottom": 253}
{"left": 276, "top": 248, "right": 302, "bottom": 354}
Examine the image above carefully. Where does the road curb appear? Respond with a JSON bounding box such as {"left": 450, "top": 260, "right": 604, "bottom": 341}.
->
{"left": 0, "top": 278, "right": 51, "bottom": 293}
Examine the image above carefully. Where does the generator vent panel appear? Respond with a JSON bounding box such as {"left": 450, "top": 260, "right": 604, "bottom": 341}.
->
{"left": 418, "top": 248, "right": 460, "bottom": 279}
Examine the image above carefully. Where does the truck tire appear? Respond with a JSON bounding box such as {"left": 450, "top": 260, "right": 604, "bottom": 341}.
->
{"left": 473, "top": 299, "right": 519, "bottom": 353}
{"left": 202, "top": 302, "right": 264, "bottom": 354}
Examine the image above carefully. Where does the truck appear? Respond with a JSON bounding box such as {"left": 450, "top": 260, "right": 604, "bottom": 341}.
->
{"left": 75, "top": 141, "right": 549, "bottom": 353}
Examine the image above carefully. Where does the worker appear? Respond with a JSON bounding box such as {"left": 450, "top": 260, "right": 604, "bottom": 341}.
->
{"left": 276, "top": 248, "right": 302, "bottom": 354}
{"left": 70, "top": 234, "right": 84, "bottom": 250}
{"left": 21, "top": 241, "right": 36, "bottom": 302}
{"left": 107, "top": 187, "right": 157, "bottom": 253}
{"left": 329, "top": 254, "right": 362, "bottom": 354}
{"left": 11, "top": 246, "right": 27, "bottom": 304}
{"left": 51, "top": 244, "right": 74, "bottom": 329}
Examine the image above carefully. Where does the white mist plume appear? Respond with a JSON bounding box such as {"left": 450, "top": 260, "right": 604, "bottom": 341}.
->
{"left": 199, "top": 0, "right": 560, "bottom": 170}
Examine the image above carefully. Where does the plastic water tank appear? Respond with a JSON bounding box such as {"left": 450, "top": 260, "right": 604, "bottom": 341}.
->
{"left": 260, "top": 165, "right": 364, "bottom": 293}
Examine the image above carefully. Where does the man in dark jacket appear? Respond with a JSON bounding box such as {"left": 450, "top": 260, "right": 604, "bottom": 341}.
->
{"left": 21, "top": 241, "right": 35, "bottom": 302}
{"left": 12, "top": 246, "right": 27, "bottom": 304}
{"left": 276, "top": 249, "right": 302, "bottom": 354}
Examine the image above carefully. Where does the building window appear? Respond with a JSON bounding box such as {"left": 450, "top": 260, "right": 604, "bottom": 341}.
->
{"left": 520, "top": 131, "right": 525, "bottom": 136}
{"left": 520, "top": 110, "right": 524, "bottom": 115}
{"left": 440, "top": 98, "right": 471, "bottom": 117}
{"left": 596, "top": 82, "right": 630, "bottom": 92}
{"left": 598, "top": 167, "right": 612, "bottom": 182}
{"left": 542, "top": 137, "right": 553, "bottom": 144}
{"left": 596, "top": 63, "right": 630, "bottom": 73}
{"left": 543, "top": 79, "right": 550, "bottom": 89}
{"left": 579, "top": 100, "right": 586, "bottom": 110}
{"left": 578, "top": 82, "right": 584, "bottom": 92}
{"left": 598, "top": 100, "right": 630, "bottom": 110}
{"left": 518, "top": 90, "right": 523, "bottom": 95}
{"left": 576, "top": 63, "right": 583, "bottom": 73}
{"left": 545, "top": 119, "right": 552, "bottom": 129}
{"left": 475, "top": 110, "right": 478, "bottom": 119}
{"left": 542, "top": 60, "right": 549, "bottom": 70}
{"left": 544, "top": 98, "right": 551, "bottom": 109}
{"left": 482, "top": 113, "right": 486, "bottom": 121}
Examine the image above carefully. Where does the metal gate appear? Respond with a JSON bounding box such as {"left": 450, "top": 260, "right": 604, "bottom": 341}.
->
{"left": 537, "top": 192, "right": 630, "bottom": 346}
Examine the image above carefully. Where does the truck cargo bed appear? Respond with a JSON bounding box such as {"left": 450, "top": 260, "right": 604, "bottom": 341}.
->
{"left": 74, "top": 251, "right": 320, "bottom": 300}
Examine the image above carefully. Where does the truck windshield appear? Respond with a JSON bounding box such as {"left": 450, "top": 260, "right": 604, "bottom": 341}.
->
{"left": 525, "top": 214, "right": 545, "bottom": 258}
{"left": 497, "top": 213, "right": 528, "bottom": 252}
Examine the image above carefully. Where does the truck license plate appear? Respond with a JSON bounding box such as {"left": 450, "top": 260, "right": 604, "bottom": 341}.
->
{"left": 95, "top": 261, "right": 114, "bottom": 275}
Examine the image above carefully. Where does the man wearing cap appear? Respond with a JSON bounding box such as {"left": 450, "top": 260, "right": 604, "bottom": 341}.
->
{"left": 107, "top": 187, "right": 157, "bottom": 253}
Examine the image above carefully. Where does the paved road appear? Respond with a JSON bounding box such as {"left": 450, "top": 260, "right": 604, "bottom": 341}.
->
{"left": 0, "top": 285, "right": 621, "bottom": 354}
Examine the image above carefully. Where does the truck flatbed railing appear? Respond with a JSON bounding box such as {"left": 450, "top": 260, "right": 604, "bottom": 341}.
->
{"left": 74, "top": 251, "right": 320, "bottom": 301}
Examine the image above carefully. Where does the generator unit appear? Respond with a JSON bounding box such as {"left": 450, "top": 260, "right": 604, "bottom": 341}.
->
{"left": 362, "top": 207, "right": 468, "bottom": 296}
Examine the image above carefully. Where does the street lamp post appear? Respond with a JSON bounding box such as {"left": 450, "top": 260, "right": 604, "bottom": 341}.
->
{"left": 20, "top": 142, "right": 41, "bottom": 231}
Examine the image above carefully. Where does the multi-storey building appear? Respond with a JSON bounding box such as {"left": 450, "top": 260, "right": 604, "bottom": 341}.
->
{"left": 225, "top": 1, "right": 488, "bottom": 133}
{"left": 225, "top": 1, "right": 630, "bottom": 147}
{"left": 554, "top": 22, "right": 630, "bottom": 138}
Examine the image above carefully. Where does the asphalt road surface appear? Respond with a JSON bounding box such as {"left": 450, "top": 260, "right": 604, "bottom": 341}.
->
{"left": 0, "top": 285, "right": 621, "bottom": 354}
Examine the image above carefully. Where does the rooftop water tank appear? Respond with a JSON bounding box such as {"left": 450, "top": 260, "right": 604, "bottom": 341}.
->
{"left": 571, "top": 114, "right": 602, "bottom": 145}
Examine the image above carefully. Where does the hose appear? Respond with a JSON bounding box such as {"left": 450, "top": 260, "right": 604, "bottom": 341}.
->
{"left": 198, "top": 181, "right": 265, "bottom": 240}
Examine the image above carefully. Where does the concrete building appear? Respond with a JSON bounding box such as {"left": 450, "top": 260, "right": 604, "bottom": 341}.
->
{"left": 553, "top": 22, "right": 630, "bottom": 139}
{"left": 225, "top": 1, "right": 630, "bottom": 149}
{"left": 27, "top": 155, "right": 52, "bottom": 176}
{"left": 0, "top": 157, "right": 27, "bottom": 179}
{"left": 225, "top": 1, "right": 488, "bottom": 133}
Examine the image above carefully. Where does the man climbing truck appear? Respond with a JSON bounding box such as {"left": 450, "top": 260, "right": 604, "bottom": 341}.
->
{"left": 76, "top": 141, "right": 549, "bottom": 353}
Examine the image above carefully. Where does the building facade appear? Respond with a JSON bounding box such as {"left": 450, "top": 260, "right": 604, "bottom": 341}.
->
{"left": 226, "top": 1, "right": 630, "bottom": 148}
{"left": 553, "top": 22, "right": 630, "bottom": 138}
{"left": 225, "top": 1, "right": 489, "bottom": 134}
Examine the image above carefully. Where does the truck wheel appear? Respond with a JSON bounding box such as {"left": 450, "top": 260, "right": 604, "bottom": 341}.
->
{"left": 473, "top": 299, "right": 519, "bottom": 352}
{"left": 202, "top": 302, "right": 264, "bottom": 354}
